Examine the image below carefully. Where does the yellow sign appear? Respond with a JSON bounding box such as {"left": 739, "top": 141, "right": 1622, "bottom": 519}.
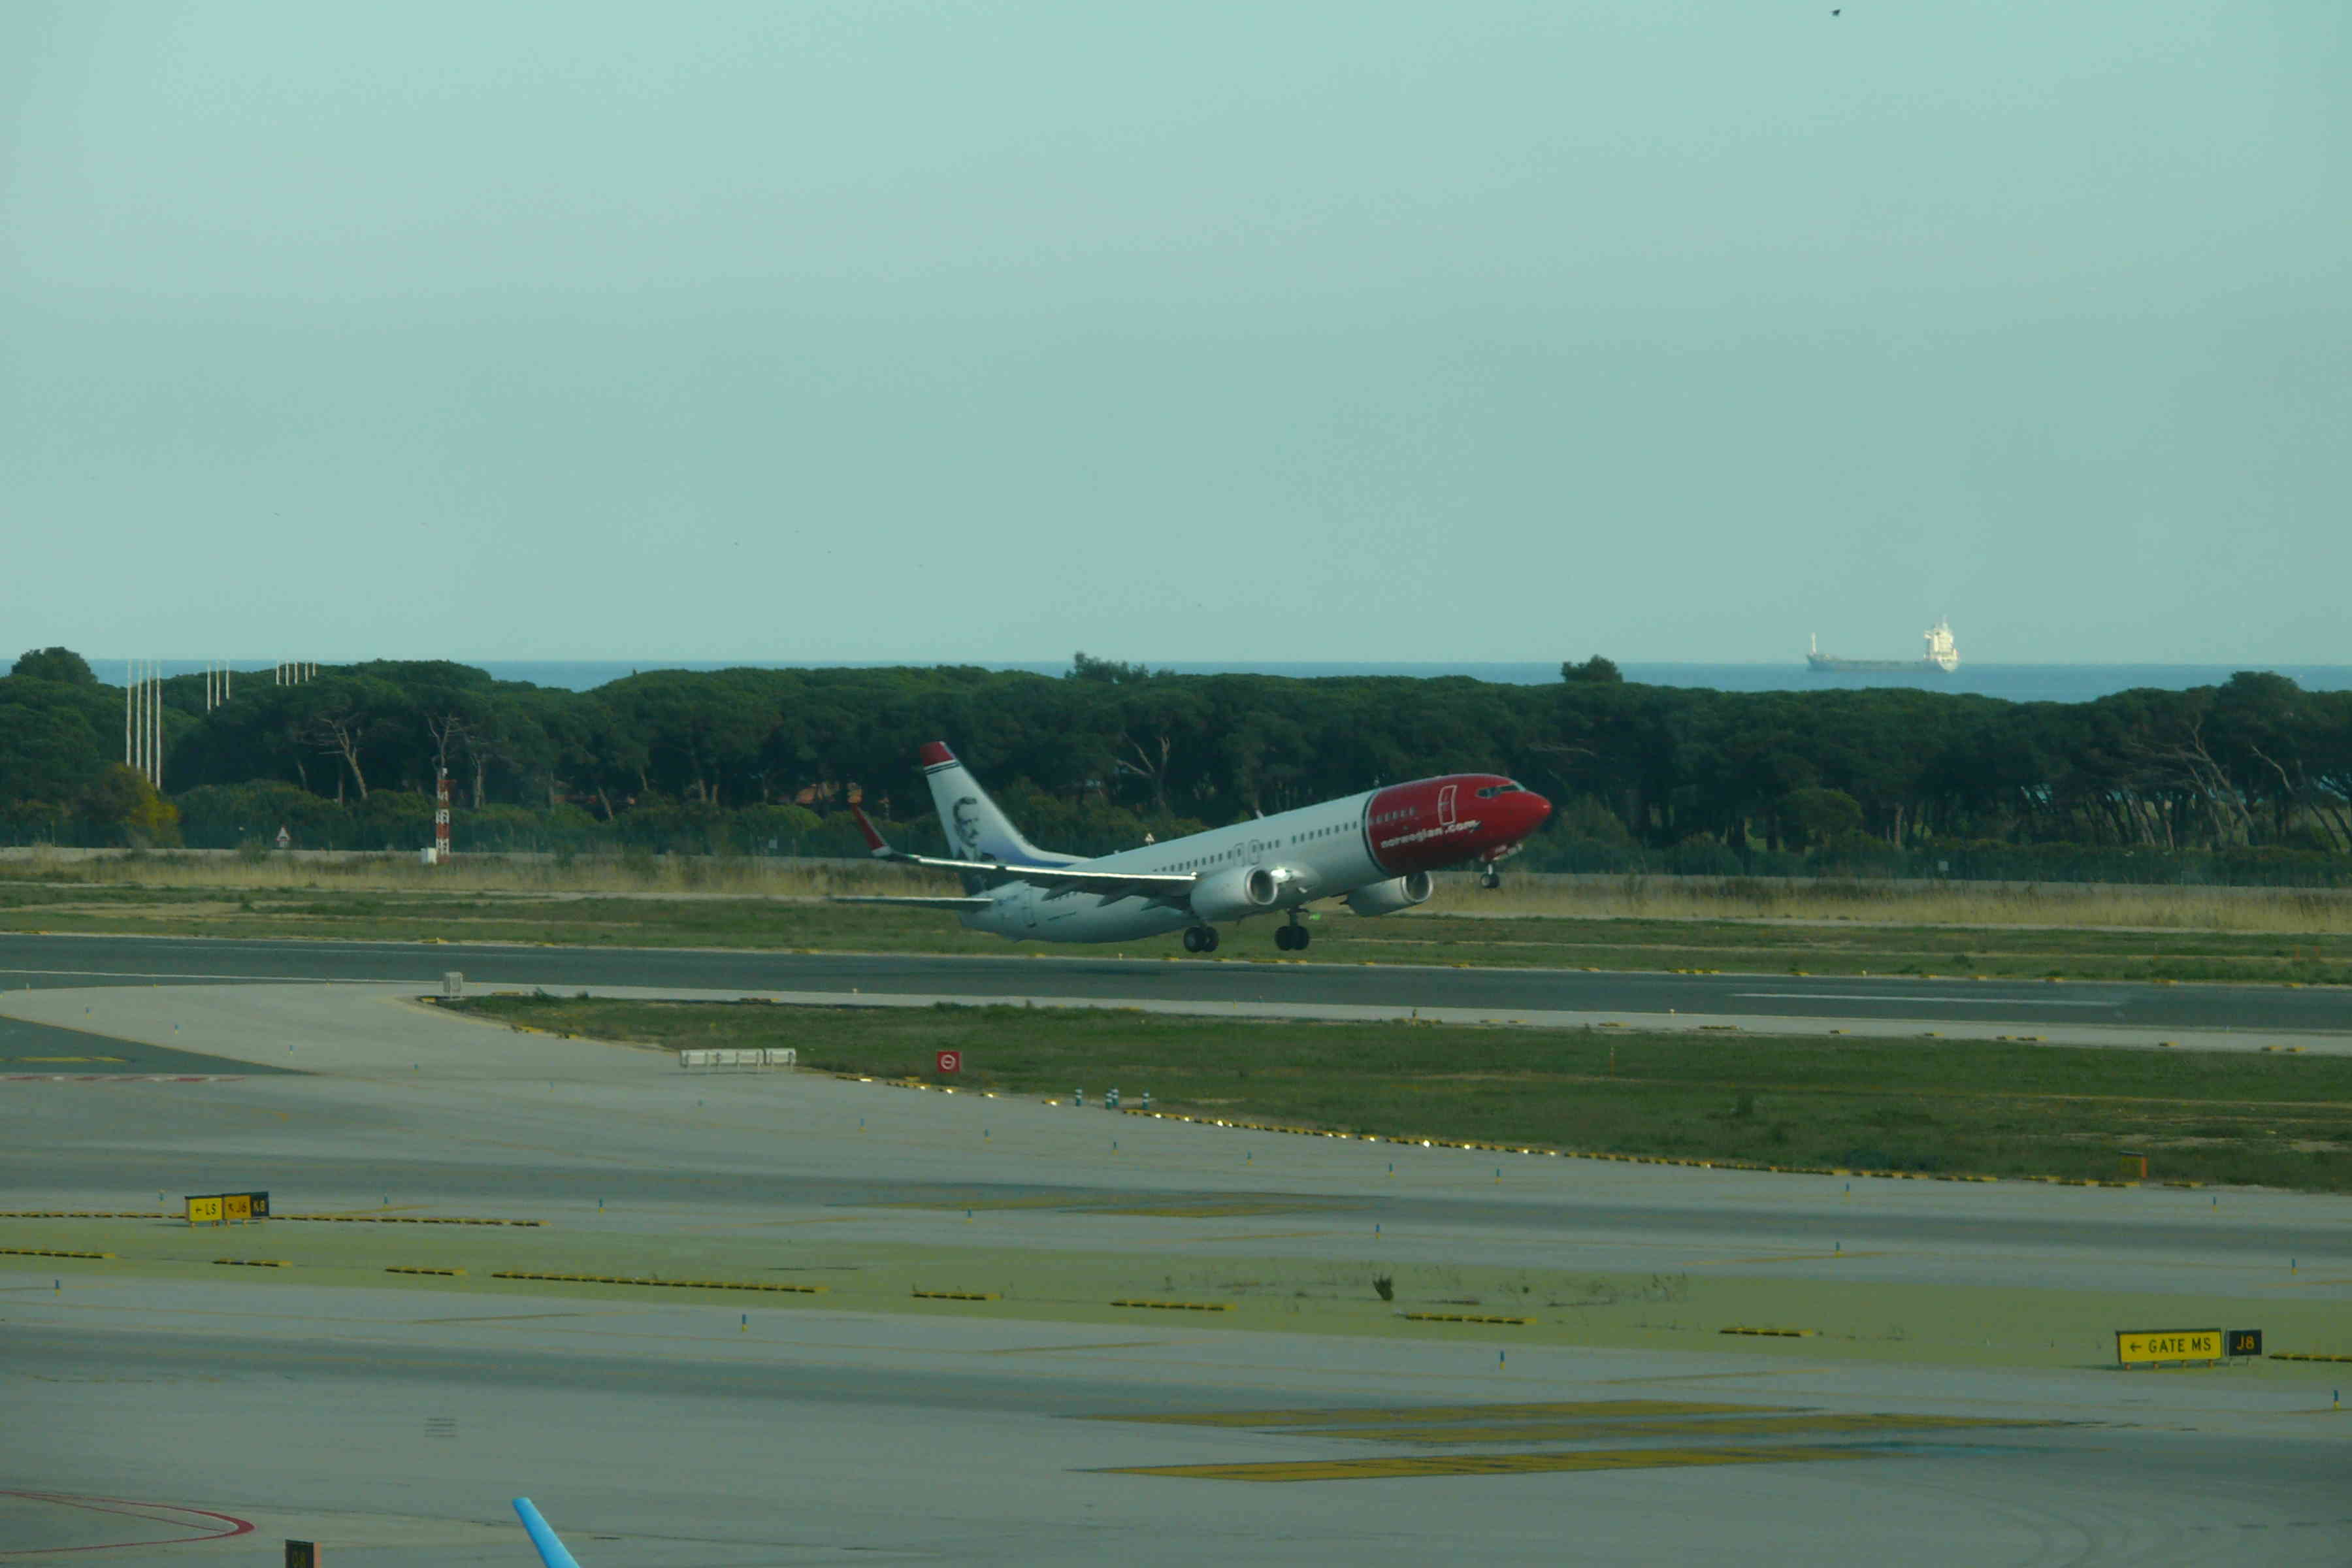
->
{"left": 184, "top": 1190, "right": 269, "bottom": 1226}
{"left": 2116, "top": 1328, "right": 2222, "bottom": 1365}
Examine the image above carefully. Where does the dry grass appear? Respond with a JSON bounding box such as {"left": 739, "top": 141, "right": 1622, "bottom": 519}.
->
{"left": 1424, "top": 872, "right": 2352, "bottom": 935}
{"left": 0, "top": 847, "right": 960, "bottom": 900}
{"left": 7, "top": 847, "right": 2352, "bottom": 935}
{"left": 446, "top": 997, "right": 2352, "bottom": 1192}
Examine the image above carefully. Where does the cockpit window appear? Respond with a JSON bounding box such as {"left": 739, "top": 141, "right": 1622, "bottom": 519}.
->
{"left": 1474, "top": 782, "right": 1524, "bottom": 799}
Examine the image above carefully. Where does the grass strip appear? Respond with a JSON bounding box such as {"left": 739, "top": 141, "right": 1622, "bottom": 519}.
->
{"left": 446, "top": 996, "right": 2352, "bottom": 1192}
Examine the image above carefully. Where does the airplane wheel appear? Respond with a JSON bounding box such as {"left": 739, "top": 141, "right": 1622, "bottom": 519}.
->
{"left": 1273, "top": 926, "right": 1294, "bottom": 951}
{"left": 1182, "top": 927, "right": 1202, "bottom": 953}
{"left": 1293, "top": 925, "right": 1310, "bottom": 951}
{"left": 1200, "top": 925, "right": 1219, "bottom": 953}
{"left": 1480, "top": 873, "right": 1502, "bottom": 890}
{"left": 1184, "top": 925, "right": 1218, "bottom": 954}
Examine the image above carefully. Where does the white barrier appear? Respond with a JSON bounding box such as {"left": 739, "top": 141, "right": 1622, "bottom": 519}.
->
{"left": 678, "top": 1048, "right": 796, "bottom": 1071}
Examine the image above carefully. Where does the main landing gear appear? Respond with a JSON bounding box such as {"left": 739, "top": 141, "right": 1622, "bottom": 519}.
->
{"left": 1274, "top": 916, "right": 1311, "bottom": 952}
{"left": 1181, "top": 925, "right": 1220, "bottom": 954}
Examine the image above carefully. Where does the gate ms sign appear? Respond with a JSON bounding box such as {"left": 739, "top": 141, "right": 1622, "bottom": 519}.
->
{"left": 936, "top": 1051, "right": 962, "bottom": 1075}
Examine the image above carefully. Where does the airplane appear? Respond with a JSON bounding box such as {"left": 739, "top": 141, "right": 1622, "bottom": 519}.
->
{"left": 514, "top": 1498, "right": 579, "bottom": 1566}
{"left": 836, "top": 742, "right": 1552, "bottom": 952}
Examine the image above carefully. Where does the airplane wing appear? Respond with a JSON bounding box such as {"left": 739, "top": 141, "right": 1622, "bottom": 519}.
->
{"left": 847, "top": 805, "right": 1196, "bottom": 902}
{"left": 512, "top": 1499, "right": 581, "bottom": 1568}
{"left": 830, "top": 895, "right": 999, "bottom": 910}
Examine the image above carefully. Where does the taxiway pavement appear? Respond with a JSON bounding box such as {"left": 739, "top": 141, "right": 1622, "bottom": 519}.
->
{"left": 4, "top": 932, "right": 2350, "bottom": 1041}
{"left": 4, "top": 970, "right": 2349, "bottom": 1564}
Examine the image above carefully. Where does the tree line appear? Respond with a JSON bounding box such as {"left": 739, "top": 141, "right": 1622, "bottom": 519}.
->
{"left": 3, "top": 646, "right": 2349, "bottom": 883}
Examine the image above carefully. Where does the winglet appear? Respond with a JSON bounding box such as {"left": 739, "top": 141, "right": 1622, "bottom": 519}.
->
{"left": 512, "top": 1499, "right": 582, "bottom": 1568}
{"left": 849, "top": 802, "right": 892, "bottom": 857}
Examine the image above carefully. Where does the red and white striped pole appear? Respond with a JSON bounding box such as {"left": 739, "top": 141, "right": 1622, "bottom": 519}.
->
{"left": 434, "top": 770, "right": 452, "bottom": 864}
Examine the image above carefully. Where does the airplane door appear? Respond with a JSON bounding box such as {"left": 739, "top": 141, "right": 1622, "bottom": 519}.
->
{"left": 1438, "top": 785, "right": 1458, "bottom": 828}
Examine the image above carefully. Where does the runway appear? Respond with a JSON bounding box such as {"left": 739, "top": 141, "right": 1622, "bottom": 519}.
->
{"left": 5, "top": 932, "right": 2350, "bottom": 1037}
{"left": 4, "top": 954, "right": 2349, "bottom": 1562}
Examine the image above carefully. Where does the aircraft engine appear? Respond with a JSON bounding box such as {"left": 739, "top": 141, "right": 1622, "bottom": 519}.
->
{"left": 1343, "top": 872, "right": 1434, "bottom": 917}
{"left": 1189, "top": 864, "right": 1280, "bottom": 923}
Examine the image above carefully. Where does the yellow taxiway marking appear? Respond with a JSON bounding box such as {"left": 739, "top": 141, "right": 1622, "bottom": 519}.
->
{"left": 1597, "top": 1368, "right": 1820, "bottom": 1385}
{"left": 1684, "top": 1251, "right": 1889, "bottom": 1265}
{"left": 1085, "top": 1400, "right": 1795, "bottom": 1429}
{"left": 1323, "top": 1413, "right": 2058, "bottom": 1445}
{"left": 1098, "top": 1203, "right": 1327, "bottom": 1219}
{"left": 1104, "top": 1446, "right": 1870, "bottom": 1482}
{"left": 985, "top": 1341, "right": 1165, "bottom": 1356}
{"left": 875, "top": 1196, "right": 1095, "bottom": 1213}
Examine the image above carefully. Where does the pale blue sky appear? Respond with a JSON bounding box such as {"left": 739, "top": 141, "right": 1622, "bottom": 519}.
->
{"left": 4, "top": 3, "right": 2344, "bottom": 664}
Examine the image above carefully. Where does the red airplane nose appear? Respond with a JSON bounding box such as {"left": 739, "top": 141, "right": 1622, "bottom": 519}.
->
{"left": 1511, "top": 791, "right": 1552, "bottom": 837}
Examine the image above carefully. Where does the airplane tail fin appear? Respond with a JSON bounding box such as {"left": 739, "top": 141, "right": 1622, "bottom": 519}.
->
{"left": 512, "top": 1499, "right": 582, "bottom": 1568}
{"left": 917, "top": 742, "right": 1070, "bottom": 868}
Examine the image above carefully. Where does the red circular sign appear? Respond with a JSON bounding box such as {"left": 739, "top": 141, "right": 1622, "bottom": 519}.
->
{"left": 936, "top": 1051, "right": 962, "bottom": 1075}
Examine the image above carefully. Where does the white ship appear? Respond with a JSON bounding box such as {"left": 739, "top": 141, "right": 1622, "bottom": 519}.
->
{"left": 1807, "top": 619, "right": 1960, "bottom": 674}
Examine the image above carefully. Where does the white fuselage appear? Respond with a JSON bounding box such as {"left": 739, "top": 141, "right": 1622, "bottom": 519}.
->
{"left": 960, "top": 791, "right": 1383, "bottom": 943}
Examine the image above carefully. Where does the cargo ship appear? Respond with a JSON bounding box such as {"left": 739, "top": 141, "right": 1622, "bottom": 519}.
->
{"left": 1807, "top": 620, "right": 1959, "bottom": 674}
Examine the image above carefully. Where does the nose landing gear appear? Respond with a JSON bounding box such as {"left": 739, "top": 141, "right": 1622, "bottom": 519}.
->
{"left": 1181, "top": 925, "right": 1220, "bottom": 954}
{"left": 1274, "top": 915, "right": 1310, "bottom": 952}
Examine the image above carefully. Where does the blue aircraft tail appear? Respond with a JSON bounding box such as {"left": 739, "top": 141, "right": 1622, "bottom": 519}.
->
{"left": 513, "top": 1498, "right": 582, "bottom": 1567}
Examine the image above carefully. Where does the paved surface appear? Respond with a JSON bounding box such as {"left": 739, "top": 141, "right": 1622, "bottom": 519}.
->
{"left": 0, "top": 983, "right": 2340, "bottom": 1276}
{"left": 0, "top": 1010, "right": 299, "bottom": 1077}
{"left": 0, "top": 983, "right": 2342, "bottom": 1561}
{"left": 3, "top": 976, "right": 2349, "bottom": 1563}
{"left": 5, "top": 932, "right": 2352, "bottom": 1037}
{"left": 8, "top": 1289, "right": 2348, "bottom": 1565}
